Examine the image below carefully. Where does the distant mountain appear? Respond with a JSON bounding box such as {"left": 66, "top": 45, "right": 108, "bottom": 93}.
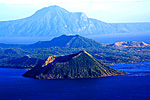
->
{"left": 23, "top": 51, "right": 127, "bottom": 79}
{"left": 0, "top": 5, "right": 150, "bottom": 37}
{"left": 27, "top": 35, "right": 102, "bottom": 48}
{"left": 107, "top": 41, "right": 150, "bottom": 47}
{"left": 1, "top": 35, "right": 150, "bottom": 49}
{"left": 0, "top": 35, "right": 102, "bottom": 49}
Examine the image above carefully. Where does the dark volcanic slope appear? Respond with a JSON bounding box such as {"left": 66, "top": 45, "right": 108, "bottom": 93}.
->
{"left": 27, "top": 35, "right": 102, "bottom": 48}
{"left": 0, "top": 5, "right": 150, "bottom": 37}
{"left": 23, "top": 51, "right": 127, "bottom": 79}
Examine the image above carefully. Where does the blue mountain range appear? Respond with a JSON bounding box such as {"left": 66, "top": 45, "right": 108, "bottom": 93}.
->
{"left": 0, "top": 5, "right": 150, "bottom": 37}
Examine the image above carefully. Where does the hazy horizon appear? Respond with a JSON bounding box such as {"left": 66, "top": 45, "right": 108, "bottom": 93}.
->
{"left": 0, "top": 32, "right": 150, "bottom": 44}
{"left": 0, "top": 0, "right": 150, "bottom": 23}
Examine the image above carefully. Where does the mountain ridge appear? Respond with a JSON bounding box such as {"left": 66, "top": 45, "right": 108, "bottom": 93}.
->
{"left": 107, "top": 41, "right": 150, "bottom": 47}
{"left": 0, "top": 35, "right": 150, "bottom": 48}
{"left": 23, "top": 50, "right": 127, "bottom": 79}
{"left": 0, "top": 35, "right": 150, "bottom": 68}
{"left": 27, "top": 35, "right": 102, "bottom": 48}
{"left": 0, "top": 5, "right": 150, "bottom": 37}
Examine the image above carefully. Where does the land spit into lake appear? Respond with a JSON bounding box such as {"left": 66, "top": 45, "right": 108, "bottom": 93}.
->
{"left": 23, "top": 51, "right": 127, "bottom": 79}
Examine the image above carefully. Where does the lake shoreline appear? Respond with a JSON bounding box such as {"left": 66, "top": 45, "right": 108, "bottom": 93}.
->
{"left": 0, "top": 61, "right": 149, "bottom": 70}
{"left": 1, "top": 62, "right": 150, "bottom": 100}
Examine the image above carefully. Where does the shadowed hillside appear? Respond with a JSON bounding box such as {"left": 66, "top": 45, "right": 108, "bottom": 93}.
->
{"left": 23, "top": 51, "right": 127, "bottom": 79}
{"left": 26, "top": 35, "right": 102, "bottom": 48}
{"left": 0, "top": 35, "right": 150, "bottom": 68}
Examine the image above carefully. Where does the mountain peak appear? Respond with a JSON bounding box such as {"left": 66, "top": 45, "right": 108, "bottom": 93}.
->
{"left": 1, "top": 5, "right": 149, "bottom": 37}
{"left": 43, "top": 5, "right": 69, "bottom": 11}
{"left": 28, "top": 35, "right": 102, "bottom": 48}
{"left": 79, "top": 50, "right": 91, "bottom": 55}
{"left": 23, "top": 51, "right": 127, "bottom": 79}
{"left": 48, "top": 5, "right": 61, "bottom": 8}
{"left": 31, "top": 5, "right": 69, "bottom": 19}
{"left": 77, "top": 50, "right": 94, "bottom": 59}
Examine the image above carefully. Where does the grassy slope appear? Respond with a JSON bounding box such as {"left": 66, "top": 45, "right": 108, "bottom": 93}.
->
{"left": 23, "top": 51, "right": 127, "bottom": 79}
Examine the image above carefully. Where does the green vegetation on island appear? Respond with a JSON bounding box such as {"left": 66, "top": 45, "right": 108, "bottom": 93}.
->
{"left": 0, "top": 35, "right": 150, "bottom": 68}
{"left": 23, "top": 51, "right": 127, "bottom": 79}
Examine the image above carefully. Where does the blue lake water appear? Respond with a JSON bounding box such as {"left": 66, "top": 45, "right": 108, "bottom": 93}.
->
{"left": 0, "top": 62, "right": 150, "bottom": 100}
{"left": 84, "top": 32, "right": 150, "bottom": 44}
{"left": 0, "top": 32, "right": 150, "bottom": 44}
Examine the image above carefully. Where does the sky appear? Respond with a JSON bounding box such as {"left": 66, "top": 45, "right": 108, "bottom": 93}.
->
{"left": 0, "top": 0, "right": 150, "bottom": 23}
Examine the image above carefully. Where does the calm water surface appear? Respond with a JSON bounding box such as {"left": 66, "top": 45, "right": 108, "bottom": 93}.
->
{"left": 0, "top": 62, "right": 150, "bottom": 100}
{"left": 0, "top": 32, "right": 150, "bottom": 44}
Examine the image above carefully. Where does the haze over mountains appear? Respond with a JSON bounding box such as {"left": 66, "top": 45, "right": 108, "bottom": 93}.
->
{"left": 0, "top": 35, "right": 149, "bottom": 48}
{"left": 0, "top": 35, "right": 150, "bottom": 68}
{"left": 0, "top": 5, "right": 150, "bottom": 37}
{"left": 27, "top": 35, "right": 102, "bottom": 48}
